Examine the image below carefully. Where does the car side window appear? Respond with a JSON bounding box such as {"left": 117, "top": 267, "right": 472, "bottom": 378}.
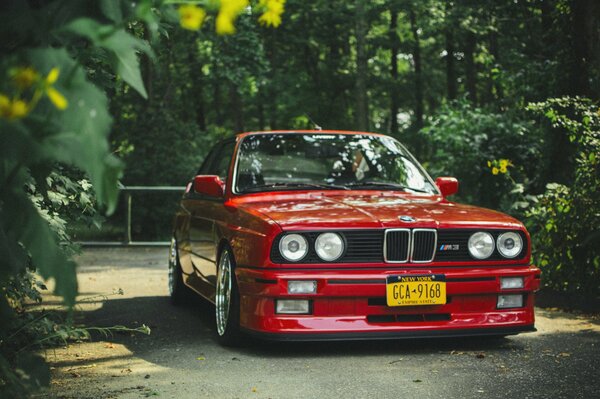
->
{"left": 197, "top": 146, "right": 219, "bottom": 175}
{"left": 206, "top": 140, "right": 236, "bottom": 182}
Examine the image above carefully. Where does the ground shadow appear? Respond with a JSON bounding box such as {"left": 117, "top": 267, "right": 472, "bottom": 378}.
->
{"left": 78, "top": 294, "right": 534, "bottom": 361}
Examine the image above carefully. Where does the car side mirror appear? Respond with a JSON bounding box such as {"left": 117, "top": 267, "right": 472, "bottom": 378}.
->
{"left": 435, "top": 177, "right": 459, "bottom": 198}
{"left": 193, "top": 175, "right": 224, "bottom": 198}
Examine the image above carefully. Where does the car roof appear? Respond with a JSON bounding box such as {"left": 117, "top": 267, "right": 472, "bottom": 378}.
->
{"left": 235, "top": 130, "right": 389, "bottom": 139}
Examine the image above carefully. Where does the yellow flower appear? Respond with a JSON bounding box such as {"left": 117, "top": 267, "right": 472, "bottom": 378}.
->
{"left": 258, "top": 10, "right": 282, "bottom": 27}
{"left": 0, "top": 94, "right": 29, "bottom": 120}
{"left": 499, "top": 165, "right": 507, "bottom": 174}
{"left": 46, "top": 67, "right": 60, "bottom": 84}
{"left": 216, "top": 13, "right": 236, "bottom": 34}
{"left": 499, "top": 159, "right": 509, "bottom": 169}
{"left": 487, "top": 160, "right": 492, "bottom": 167}
{"left": 40, "top": 67, "right": 68, "bottom": 110}
{"left": 216, "top": 0, "right": 249, "bottom": 35}
{"left": 0, "top": 94, "right": 9, "bottom": 113}
{"left": 11, "top": 67, "right": 39, "bottom": 89}
{"left": 258, "top": 0, "right": 284, "bottom": 27}
{"left": 46, "top": 87, "right": 68, "bottom": 110}
{"left": 492, "top": 167, "right": 499, "bottom": 175}
{"left": 179, "top": 4, "right": 206, "bottom": 31}
{"left": 10, "top": 99, "right": 28, "bottom": 118}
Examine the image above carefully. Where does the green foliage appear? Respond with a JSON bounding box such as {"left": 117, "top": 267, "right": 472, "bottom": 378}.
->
{"left": 419, "top": 99, "right": 543, "bottom": 210}
{"left": 0, "top": 0, "right": 162, "bottom": 395}
{"left": 524, "top": 97, "right": 600, "bottom": 296}
{"left": 0, "top": 1, "right": 286, "bottom": 394}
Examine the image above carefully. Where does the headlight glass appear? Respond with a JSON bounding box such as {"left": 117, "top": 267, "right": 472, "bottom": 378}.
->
{"left": 468, "top": 232, "right": 494, "bottom": 259}
{"left": 315, "top": 232, "right": 344, "bottom": 261}
{"left": 497, "top": 232, "right": 523, "bottom": 258}
{"left": 279, "top": 233, "right": 308, "bottom": 262}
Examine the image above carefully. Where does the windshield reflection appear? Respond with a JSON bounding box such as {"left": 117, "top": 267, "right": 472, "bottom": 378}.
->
{"left": 234, "top": 133, "right": 437, "bottom": 194}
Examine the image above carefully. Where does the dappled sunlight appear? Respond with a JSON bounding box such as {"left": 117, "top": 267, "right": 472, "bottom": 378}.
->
{"left": 533, "top": 309, "right": 600, "bottom": 334}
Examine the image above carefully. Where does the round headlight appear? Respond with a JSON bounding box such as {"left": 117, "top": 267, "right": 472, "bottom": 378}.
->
{"left": 315, "top": 232, "right": 344, "bottom": 261}
{"left": 468, "top": 232, "right": 494, "bottom": 259}
{"left": 279, "top": 234, "right": 308, "bottom": 262}
{"left": 497, "top": 232, "right": 523, "bottom": 258}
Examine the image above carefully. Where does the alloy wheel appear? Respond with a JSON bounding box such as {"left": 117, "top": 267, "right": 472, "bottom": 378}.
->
{"left": 168, "top": 237, "right": 177, "bottom": 296}
{"left": 216, "top": 250, "right": 232, "bottom": 336}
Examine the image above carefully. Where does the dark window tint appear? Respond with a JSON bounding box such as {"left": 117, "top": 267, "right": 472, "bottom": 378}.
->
{"left": 197, "top": 145, "right": 219, "bottom": 175}
{"left": 206, "top": 141, "right": 236, "bottom": 181}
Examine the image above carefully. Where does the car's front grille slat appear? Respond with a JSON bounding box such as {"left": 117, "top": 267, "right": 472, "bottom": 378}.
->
{"left": 384, "top": 229, "right": 410, "bottom": 262}
{"left": 411, "top": 229, "right": 437, "bottom": 262}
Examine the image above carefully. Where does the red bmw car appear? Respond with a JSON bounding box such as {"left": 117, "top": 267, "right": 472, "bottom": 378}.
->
{"left": 169, "top": 130, "right": 541, "bottom": 345}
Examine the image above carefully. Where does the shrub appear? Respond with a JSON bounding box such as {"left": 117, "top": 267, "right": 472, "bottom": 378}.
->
{"left": 525, "top": 97, "right": 600, "bottom": 297}
{"left": 419, "top": 99, "right": 544, "bottom": 211}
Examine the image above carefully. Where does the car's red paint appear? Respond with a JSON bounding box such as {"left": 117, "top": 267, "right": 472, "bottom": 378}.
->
{"left": 435, "top": 176, "right": 459, "bottom": 197}
{"left": 173, "top": 130, "right": 540, "bottom": 340}
{"left": 193, "top": 175, "right": 225, "bottom": 198}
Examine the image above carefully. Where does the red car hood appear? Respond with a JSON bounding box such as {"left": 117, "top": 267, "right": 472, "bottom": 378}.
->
{"left": 234, "top": 192, "right": 523, "bottom": 231}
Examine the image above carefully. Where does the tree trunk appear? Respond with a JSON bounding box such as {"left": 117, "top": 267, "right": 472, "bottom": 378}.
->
{"left": 464, "top": 31, "right": 478, "bottom": 104}
{"left": 257, "top": 97, "right": 265, "bottom": 131}
{"left": 445, "top": 29, "right": 457, "bottom": 100}
{"left": 390, "top": 6, "right": 399, "bottom": 135}
{"left": 355, "top": 0, "right": 369, "bottom": 131}
{"left": 489, "top": 29, "right": 504, "bottom": 102}
{"left": 214, "top": 81, "right": 223, "bottom": 125}
{"left": 141, "top": 26, "right": 153, "bottom": 101}
{"left": 229, "top": 85, "right": 244, "bottom": 133}
{"left": 570, "top": 0, "right": 592, "bottom": 96}
{"left": 409, "top": 8, "right": 423, "bottom": 129}
{"left": 187, "top": 45, "right": 205, "bottom": 130}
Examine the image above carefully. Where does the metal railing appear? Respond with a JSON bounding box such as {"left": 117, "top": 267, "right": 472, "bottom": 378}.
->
{"left": 78, "top": 185, "right": 186, "bottom": 247}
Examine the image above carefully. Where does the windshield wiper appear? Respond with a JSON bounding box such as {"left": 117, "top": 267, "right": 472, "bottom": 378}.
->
{"left": 243, "top": 182, "right": 349, "bottom": 192}
{"left": 344, "top": 181, "right": 431, "bottom": 193}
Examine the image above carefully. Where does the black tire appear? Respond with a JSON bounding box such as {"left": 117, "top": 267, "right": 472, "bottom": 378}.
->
{"left": 215, "top": 247, "right": 244, "bottom": 346}
{"left": 168, "top": 237, "right": 194, "bottom": 305}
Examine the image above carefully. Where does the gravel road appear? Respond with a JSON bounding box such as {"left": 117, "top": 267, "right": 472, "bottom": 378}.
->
{"left": 38, "top": 248, "right": 600, "bottom": 399}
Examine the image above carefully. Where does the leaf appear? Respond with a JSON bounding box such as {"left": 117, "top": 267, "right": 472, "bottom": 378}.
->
{"left": 102, "top": 29, "right": 151, "bottom": 99}
{"left": 100, "top": 0, "right": 123, "bottom": 23}
{"left": 62, "top": 18, "right": 152, "bottom": 99}
{"left": 0, "top": 213, "right": 30, "bottom": 281}
{"left": 25, "top": 47, "right": 124, "bottom": 213}
{"left": 15, "top": 353, "right": 51, "bottom": 390}
{"left": 2, "top": 191, "right": 77, "bottom": 305}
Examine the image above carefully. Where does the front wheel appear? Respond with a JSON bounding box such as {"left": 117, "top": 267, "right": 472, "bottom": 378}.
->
{"left": 215, "top": 248, "right": 243, "bottom": 346}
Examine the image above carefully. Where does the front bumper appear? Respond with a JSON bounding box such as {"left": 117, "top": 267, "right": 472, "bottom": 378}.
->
{"left": 236, "top": 265, "right": 541, "bottom": 340}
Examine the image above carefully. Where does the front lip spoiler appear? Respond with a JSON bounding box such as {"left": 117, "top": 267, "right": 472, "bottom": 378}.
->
{"left": 241, "top": 325, "right": 536, "bottom": 342}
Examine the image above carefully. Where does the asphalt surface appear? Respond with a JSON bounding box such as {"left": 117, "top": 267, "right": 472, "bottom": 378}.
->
{"left": 39, "top": 248, "right": 600, "bottom": 399}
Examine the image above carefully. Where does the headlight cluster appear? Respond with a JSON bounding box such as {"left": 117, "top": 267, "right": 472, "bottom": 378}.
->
{"left": 467, "top": 231, "right": 523, "bottom": 259}
{"left": 278, "top": 232, "right": 344, "bottom": 262}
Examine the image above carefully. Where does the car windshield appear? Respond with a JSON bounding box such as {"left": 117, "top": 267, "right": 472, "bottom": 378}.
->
{"left": 234, "top": 133, "right": 438, "bottom": 194}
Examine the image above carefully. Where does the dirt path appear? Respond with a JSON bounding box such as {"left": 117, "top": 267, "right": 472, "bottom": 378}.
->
{"left": 37, "top": 248, "right": 600, "bottom": 399}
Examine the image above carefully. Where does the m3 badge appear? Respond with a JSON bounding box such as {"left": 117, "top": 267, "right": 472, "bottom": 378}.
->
{"left": 439, "top": 244, "right": 460, "bottom": 251}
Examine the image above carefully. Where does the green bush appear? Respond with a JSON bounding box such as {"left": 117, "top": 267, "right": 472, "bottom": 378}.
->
{"left": 525, "top": 97, "right": 600, "bottom": 297}
{"left": 419, "top": 99, "right": 544, "bottom": 211}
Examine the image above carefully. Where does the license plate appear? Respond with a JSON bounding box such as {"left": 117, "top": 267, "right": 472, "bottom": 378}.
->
{"left": 386, "top": 274, "right": 446, "bottom": 307}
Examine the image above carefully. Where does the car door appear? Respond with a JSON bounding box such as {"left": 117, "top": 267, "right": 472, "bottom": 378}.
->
{"left": 181, "top": 139, "right": 236, "bottom": 300}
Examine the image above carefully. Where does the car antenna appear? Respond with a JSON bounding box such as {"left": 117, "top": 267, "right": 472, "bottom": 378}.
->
{"left": 306, "top": 114, "right": 322, "bottom": 131}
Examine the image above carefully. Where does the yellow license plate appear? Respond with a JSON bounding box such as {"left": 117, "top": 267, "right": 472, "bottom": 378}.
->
{"left": 386, "top": 275, "right": 446, "bottom": 307}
